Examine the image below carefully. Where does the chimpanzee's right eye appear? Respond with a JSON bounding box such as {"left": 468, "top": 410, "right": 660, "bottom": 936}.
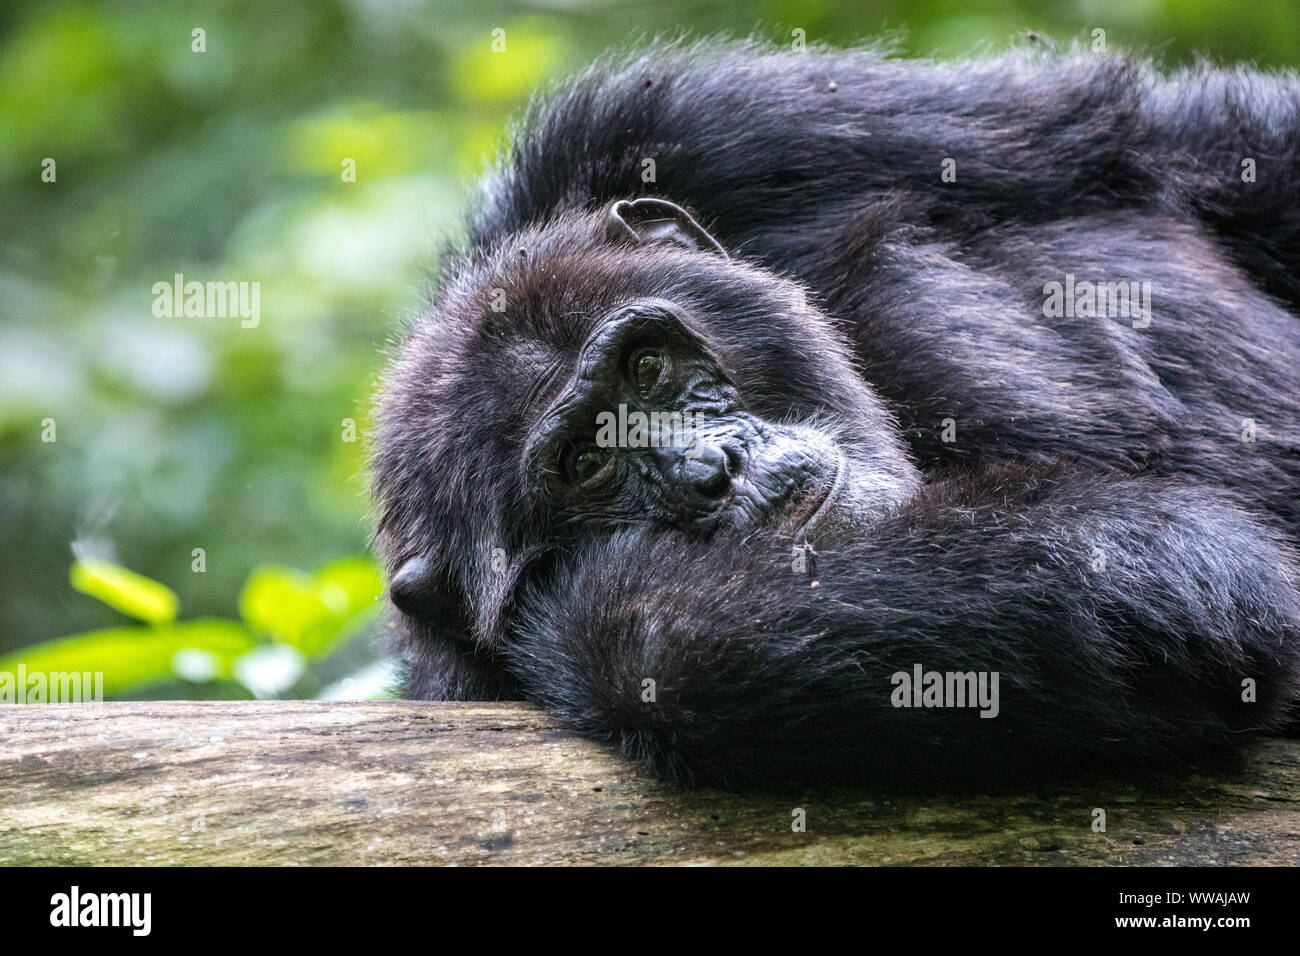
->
{"left": 566, "top": 444, "right": 614, "bottom": 488}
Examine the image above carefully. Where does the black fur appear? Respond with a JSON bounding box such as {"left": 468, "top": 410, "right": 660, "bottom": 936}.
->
{"left": 372, "top": 40, "right": 1300, "bottom": 787}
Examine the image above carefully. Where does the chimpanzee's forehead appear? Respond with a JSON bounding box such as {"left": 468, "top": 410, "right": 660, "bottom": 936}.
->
{"left": 427, "top": 224, "right": 797, "bottom": 450}
{"left": 436, "top": 303, "right": 592, "bottom": 452}
{"left": 444, "top": 252, "right": 660, "bottom": 417}
{"left": 495, "top": 337, "right": 572, "bottom": 414}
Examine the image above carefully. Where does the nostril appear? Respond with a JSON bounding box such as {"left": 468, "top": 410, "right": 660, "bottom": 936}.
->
{"left": 695, "top": 465, "right": 730, "bottom": 498}
{"left": 722, "top": 443, "right": 744, "bottom": 478}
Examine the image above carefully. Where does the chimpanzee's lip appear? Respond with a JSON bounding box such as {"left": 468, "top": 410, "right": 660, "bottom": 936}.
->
{"left": 790, "top": 454, "right": 845, "bottom": 539}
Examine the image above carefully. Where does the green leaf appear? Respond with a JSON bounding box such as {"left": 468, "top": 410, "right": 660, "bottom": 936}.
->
{"left": 0, "top": 619, "right": 256, "bottom": 697}
{"left": 238, "top": 565, "right": 324, "bottom": 645}
{"left": 313, "top": 556, "right": 384, "bottom": 614}
{"left": 238, "top": 557, "right": 382, "bottom": 658}
{"left": 69, "top": 559, "right": 179, "bottom": 623}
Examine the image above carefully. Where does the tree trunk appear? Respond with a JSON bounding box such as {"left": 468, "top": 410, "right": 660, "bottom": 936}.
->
{"left": 1, "top": 701, "right": 1297, "bottom": 865}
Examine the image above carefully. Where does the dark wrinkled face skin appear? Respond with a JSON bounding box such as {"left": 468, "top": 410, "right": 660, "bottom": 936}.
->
{"left": 526, "top": 297, "right": 846, "bottom": 538}
{"left": 372, "top": 206, "right": 919, "bottom": 646}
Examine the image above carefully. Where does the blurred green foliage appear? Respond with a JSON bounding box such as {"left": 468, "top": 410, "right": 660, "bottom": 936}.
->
{"left": 1, "top": 0, "right": 1296, "bottom": 698}
{"left": 0, "top": 556, "right": 385, "bottom": 699}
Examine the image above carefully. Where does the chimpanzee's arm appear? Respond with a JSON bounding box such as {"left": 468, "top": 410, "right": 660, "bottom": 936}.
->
{"left": 506, "top": 468, "right": 1300, "bottom": 786}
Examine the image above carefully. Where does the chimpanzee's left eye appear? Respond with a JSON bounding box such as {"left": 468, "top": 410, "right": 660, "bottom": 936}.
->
{"left": 629, "top": 349, "right": 669, "bottom": 396}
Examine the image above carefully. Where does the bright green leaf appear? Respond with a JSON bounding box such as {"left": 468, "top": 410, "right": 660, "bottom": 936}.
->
{"left": 238, "top": 564, "right": 330, "bottom": 645}
{"left": 69, "top": 559, "right": 179, "bottom": 623}
{"left": 313, "top": 557, "right": 383, "bottom": 609}
{"left": 238, "top": 558, "right": 382, "bottom": 658}
{"left": 0, "top": 619, "right": 256, "bottom": 697}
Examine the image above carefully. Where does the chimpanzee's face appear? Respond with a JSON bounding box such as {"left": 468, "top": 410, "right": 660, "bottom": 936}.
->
{"left": 520, "top": 296, "right": 849, "bottom": 537}
{"left": 373, "top": 202, "right": 919, "bottom": 630}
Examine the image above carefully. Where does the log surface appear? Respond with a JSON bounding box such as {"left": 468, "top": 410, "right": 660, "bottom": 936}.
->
{"left": 1, "top": 701, "right": 1297, "bottom": 866}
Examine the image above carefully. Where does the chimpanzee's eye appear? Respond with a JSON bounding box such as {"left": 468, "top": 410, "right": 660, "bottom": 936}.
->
{"left": 566, "top": 444, "right": 613, "bottom": 488}
{"left": 629, "top": 349, "right": 669, "bottom": 397}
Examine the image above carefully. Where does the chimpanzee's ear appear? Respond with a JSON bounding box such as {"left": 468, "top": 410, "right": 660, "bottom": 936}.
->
{"left": 606, "top": 198, "right": 729, "bottom": 258}
{"left": 389, "top": 554, "right": 472, "bottom": 640}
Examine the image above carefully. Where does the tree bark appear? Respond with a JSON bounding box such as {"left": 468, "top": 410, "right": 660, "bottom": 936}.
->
{"left": 1, "top": 701, "right": 1297, "bottom": 865}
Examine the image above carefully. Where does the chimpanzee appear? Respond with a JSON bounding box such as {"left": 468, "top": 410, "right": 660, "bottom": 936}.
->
{"left": 371, "top": 40, "right": 1300, "bottom": 786}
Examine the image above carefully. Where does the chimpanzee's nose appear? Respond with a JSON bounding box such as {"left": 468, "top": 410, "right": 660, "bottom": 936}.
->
{"left": 681, "top": 443, "right": 734, "bottom": 500}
